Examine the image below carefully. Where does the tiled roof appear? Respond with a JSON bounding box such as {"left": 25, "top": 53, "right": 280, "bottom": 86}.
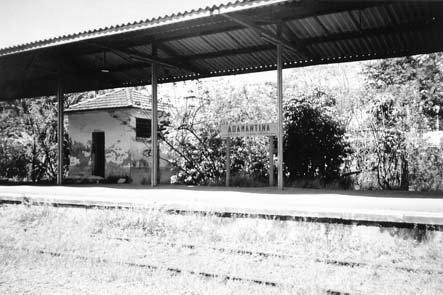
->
{"left": 65, "top": 89, "right": 159, "bottom": 112}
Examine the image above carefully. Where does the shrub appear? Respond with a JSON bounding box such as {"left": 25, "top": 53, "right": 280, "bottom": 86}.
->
{"left": 283, "top": 95, "right": 351, "bottom": 184}
{"left": 0, "top": 143, "right": 28, "bottom": 180}
{"left": 408, "top": 145, "right": 443, "bottom": 191}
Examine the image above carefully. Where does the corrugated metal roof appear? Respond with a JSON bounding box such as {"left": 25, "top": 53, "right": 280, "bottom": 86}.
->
{"left": 0, "top": 0, "right": 289, "bottom": 57}
{"left": 1, "top": 0, "right": 443, "bottom": 100}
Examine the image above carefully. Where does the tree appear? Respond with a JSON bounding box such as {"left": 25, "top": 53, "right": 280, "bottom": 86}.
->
{"left": 0, "top": 141, "right": 28, "bottom": 180}
{"left": 354, "top": 53, "right": 443, "bottom": 190}
{"left": 160, "top": 79, "right": 275, "bottom": 185}
{"left": 0, "top": 93, "right": 85, "bottom": 182}
{"left": 283, "top": 89, "right": 350, "bottom": 184}
{"left": 364, "top": 91, "right": 411, "bottom": 189}
{"left": 363, "top": 53, "right": 443, "bottom": 129}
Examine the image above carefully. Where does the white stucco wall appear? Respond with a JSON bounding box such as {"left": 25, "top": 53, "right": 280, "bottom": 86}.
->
{"left": 127, "top": 108, "right": 171, "bottom": 184}
{"left": 67, "top": 107, "right": 171, "bottom": 184}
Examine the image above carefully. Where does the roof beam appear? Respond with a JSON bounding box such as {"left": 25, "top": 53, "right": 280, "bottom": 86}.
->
{"left": 64, "top": 14, "right": 443, "bottom": 75}
{"left": 133, "top": 2, "right": 377, "bottom": 47}
{"left": 84, "top": 41, "right": 191, "bottom": 72}
{"left": 109, "top": 47, "right": 180, "bottom": 70}
{"left": 347, "top": 10, "right": 362, "bottom": 32}
{"left": 14, "top": 16, "right": 443, "bottom": 84}
{"left": 164, "top": 16, "right": 443, "bottom": 63}
{"left": 155, "top": 43, "right": 202, "bottom": 73}
{"left": 102, "top": 45, "right": 275, "bottom": 74}
{"left": 220, "top": 13, "right": 308, "bottom": 58}
{"left": 129, "top": 18, "right": 442, "bottom": 65}
{"left": 280, "top": 22, "right": 316, "bottom": 59}
{"left": 314, "top": 16, "right": 331, "bottom": 36}
{"left": 52, "top": 2, "right": 381, "bottom": 59}
{"left": 305, "top": 16, "right": 442, "bottom": 46}
{"left": 178, "top": 44, "right": 273, "bottom": 61}
{"left": 99, "top": 61, "right": 149, "bottom": 73}
{"left": 65, "top": 45, "right": 273, "bottom": 75}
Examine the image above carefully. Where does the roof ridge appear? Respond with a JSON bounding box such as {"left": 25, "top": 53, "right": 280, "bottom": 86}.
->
{"left": 66, "top": 95, "right": 97, "bottom": 109}
{"left": 66, "top": 89, "right": 125, "bottom": 109}
{"left": 64, "top": 87, "right": 165, "bottom": 113}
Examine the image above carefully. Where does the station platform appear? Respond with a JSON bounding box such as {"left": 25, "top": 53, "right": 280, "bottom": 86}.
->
{"left": 0, "top": 185, "right": 442, "bottom": 228}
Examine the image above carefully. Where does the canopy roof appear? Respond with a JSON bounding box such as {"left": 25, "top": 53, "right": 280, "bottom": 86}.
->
{"left": 1, "top": 0, "right": 443, "bottom": 100}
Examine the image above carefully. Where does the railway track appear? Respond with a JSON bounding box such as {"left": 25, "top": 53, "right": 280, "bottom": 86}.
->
{"left": 1, "top": 198, "right": 442, "bottom": 231}
{"left": 101, "top": 235, "right": 443, "bottom": 276}
{"left": 0, "top": 244, "right": 352, "bottom": 295}
{"left": 1, "top": 202, "right": 441, "bottom": 294}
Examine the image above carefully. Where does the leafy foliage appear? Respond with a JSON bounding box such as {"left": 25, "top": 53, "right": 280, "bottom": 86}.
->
{"left": 161, "top": 80, "right": 273, "bottom": 185}
{"left": 283, "top": 90, "right": 350, "bottom": 183}
{"left": 0, "top": 96, "right": 76, "bottom": 182}
{"left": 1, "top": 56, "right": 442, "bottom": 191}
{"left": 0, "top": 143, "right": 28, "bottom": 180}
{"left": 363, "top": 53, "right": 443, "bottom": 127}
{"left": 408, "top": 134, "right": 443, "bottom": 191}
{"left": 352, "top": 53, "right": 443, "bottom": 190}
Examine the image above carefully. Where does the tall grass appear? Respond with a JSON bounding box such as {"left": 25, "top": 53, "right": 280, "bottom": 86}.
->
{"left": 0, "top": 205, "right": 442, "bottom": 294}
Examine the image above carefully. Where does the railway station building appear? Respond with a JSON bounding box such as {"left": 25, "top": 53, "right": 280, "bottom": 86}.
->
{"left": 65, "top": 88, "right": 171, "bottom": 184}
{"left": 1, "top": 0, "right": 443, "bottom": 189}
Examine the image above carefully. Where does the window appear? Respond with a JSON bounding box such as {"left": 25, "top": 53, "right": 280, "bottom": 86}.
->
{"left": 136, "top": 118, "right": 151, "bottom": 138}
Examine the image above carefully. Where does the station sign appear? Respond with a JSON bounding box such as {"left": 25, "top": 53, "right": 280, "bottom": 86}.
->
{"left": 220, "top": 122, "right": 277, "bottom": 137}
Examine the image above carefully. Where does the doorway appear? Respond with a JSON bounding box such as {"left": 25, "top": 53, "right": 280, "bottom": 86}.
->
{"left": 91, "top": 132, "right": 105, "bottom": 177}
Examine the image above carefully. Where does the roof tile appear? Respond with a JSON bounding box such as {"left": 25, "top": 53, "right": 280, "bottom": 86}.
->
{"left": 65, "top": 88, "right": 164, "bottom": 112}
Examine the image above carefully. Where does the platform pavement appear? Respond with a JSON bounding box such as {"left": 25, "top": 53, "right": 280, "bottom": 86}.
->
{"left": 0, "top": 185, "right": 442, "bottom": 227}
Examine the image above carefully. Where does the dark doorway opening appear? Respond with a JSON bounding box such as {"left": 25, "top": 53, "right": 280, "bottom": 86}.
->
{"left": 91, "top": 132, "right": 105, "bottom": 177}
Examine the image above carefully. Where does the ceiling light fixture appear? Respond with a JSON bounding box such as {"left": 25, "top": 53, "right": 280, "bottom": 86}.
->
{"left": 100, "top": 51, "right": 110, "bottom": 73}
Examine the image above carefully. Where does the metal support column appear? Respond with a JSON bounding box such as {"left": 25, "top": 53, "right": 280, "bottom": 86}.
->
{"left": 151, "top": 48, "right": 159, "bottom": 187}
{"left": 277, "top": 44, "right": 284, "bottom": 190}
{"left": 57, "top": 78, "right": 64, "bottom": 185}
{"left": 225, "top": 137, "right": 231, "bottom": 187}
{"left": 268, "top": 136, "right": 274, "bottom": 186}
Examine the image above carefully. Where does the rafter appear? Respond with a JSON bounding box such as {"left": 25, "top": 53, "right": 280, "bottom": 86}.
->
{"left": 137, "top": 2, "right": 376, "bottom": 47}
{"left": 347, "top": 10, "right": 362, "bottom": 32}
{"left": 280, "top": 22, "right": 316, "bottom": 59}
{"left": 314, "top": 16, "right": 331, "bottom": 36}
{"left": 26, "top": 16, "right": 443, "bottom": 82}
{"left": 110, "top": 48, "right": 180, "bottom": 70}
{"left": 155, "top": 43, "right": 202, "bottom": 73}
{"left": 305, "top": 16, "right": 442, "bottom": 45}
{"left": 221, "top": 13, "right": 308, "bottom": 59}
{"left": 84, "top": 41, "right": 190, "bottom": 71}
{"left": 59, "top": 14, "right": 443, "bottom": 76}
{"left": 56, "top": 45, "right": 272, "bottom": 76}
{"left": 178, "top": 44, "right": 273, "bottom": 61}
{"left": 60, "top": 56, "right": 123, "bottom": 85}
{"left": 59, "top": 2, "right": 380, "bottom": 59}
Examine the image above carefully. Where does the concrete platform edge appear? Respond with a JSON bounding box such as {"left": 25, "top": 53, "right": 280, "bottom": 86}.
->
{"left": 1, "top": 193, "right": 442, "bottom": 230}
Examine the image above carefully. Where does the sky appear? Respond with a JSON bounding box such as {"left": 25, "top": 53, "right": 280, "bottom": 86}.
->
{"left": 0, "top": 0, "right": 228, "bottom": 49}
